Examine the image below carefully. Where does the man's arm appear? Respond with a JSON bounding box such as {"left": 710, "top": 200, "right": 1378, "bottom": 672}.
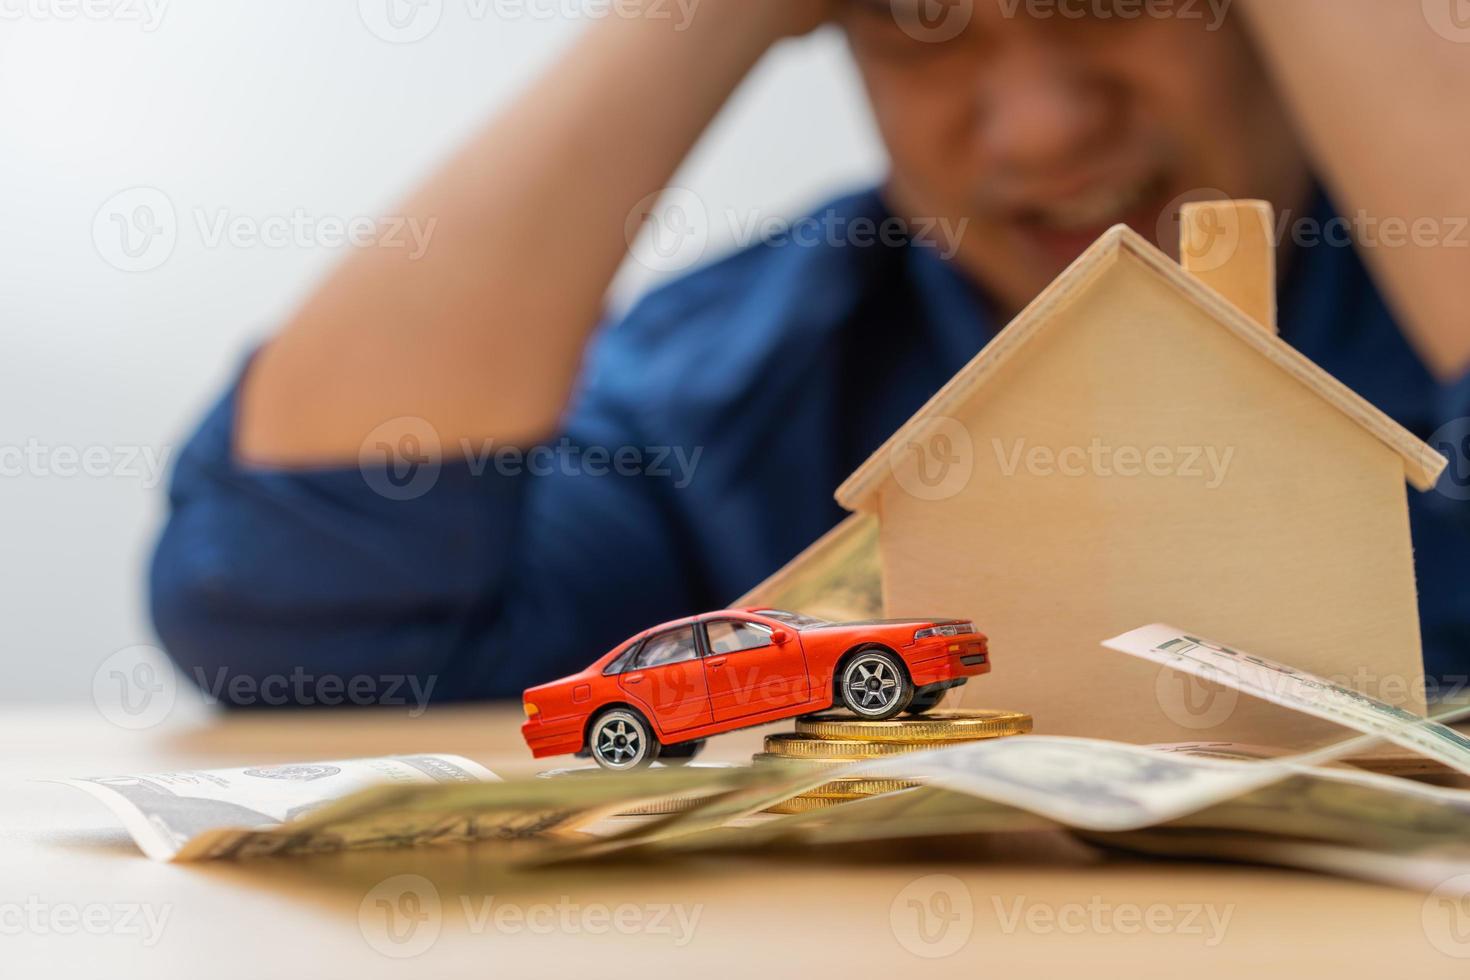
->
{"left": 152, "top": 372, "right": 708, "bottom": 703}
{"left": 1240, "top": 0, "right": 1470, "bottom": 381}
{"left": 237, "top": 0, "right": 830, "bottom": 465}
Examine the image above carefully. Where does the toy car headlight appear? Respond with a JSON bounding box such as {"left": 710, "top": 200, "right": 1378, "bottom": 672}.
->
{"left": 523, "top": 701, "right": 540, "bottom": 719}
{"left": 914, "top": 622, "right": 975, "bottom": 640}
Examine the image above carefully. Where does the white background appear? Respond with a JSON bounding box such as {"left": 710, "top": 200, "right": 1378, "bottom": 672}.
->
{"left": 0, "top": 1, "right": 886, "bottom": 702}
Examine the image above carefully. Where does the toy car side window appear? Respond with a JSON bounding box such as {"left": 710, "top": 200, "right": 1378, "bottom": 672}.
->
{"left": 633, "top": 626, "right": 700, "bottom": 669}
{"left": 704, "top": 620, "right": 774, "bottom": 655}
{"left": 602, "top": 639, "right": 644, "bottom": 676}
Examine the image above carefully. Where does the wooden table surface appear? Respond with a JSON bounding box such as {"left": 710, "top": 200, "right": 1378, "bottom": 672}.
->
{"left": 2, "top": 703, "right": 1464, "bottom": 978}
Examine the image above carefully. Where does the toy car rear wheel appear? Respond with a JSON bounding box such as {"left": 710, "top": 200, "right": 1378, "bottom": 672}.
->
{"left": 659, "top": 739, "right": 706, "bottom": 765}
{"left": 837, "top": 648, "right": 913, "bottom": 720}
{"left": 588, "top": 708, "right": 661, "bottom": 771}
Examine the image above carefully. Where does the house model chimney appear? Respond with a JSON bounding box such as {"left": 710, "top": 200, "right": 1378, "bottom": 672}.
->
{"left": 1180, "top": 200, "right": 1278, "bottom": 334}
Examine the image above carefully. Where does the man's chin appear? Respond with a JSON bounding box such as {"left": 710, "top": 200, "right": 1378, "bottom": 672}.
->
{"left": 1008, "top": 193, "right": 1174, "bottom": 269}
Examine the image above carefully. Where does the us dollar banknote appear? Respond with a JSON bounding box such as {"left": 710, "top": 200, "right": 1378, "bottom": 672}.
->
{"left": 1103, "top": 624, "right": 1470, "bottom": 775}
{"left": 849, "top": 733, "right": 1402, "bottom": 832}
{"left": 55, "top": 755, "right": 498, "bottom": 861}
{"left": 601, "top": 743, "right": 1470, "bottom": 877}
{"left": 55, "top": 757, "right": 822, "bottom": 862}
{"left": 538, "top": 730, "right": 1423, "bottom": 864}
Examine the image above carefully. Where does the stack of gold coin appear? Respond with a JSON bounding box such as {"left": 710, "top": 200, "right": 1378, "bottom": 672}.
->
{"left": 757, "top": 709, "right": 1032, "bottom": 814}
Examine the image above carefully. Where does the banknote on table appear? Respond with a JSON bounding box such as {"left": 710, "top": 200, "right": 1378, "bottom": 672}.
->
{"left": 52, "top": 734, "right": 1470, "bottom": 894}
{"left": 55, "top": 756, "right": 823, "bottom": 862}
{"left": 1103, "top": 624, "right": 1470, "bottom": 775}
{"left": 532, "top": 758, "right": 882, "bottom": 864}
{"left": 598, "top": 784, "right": 1051, "bottom": 858}
{"left": 308, "top": 761, "right": 808, "bottom": 863}
{"left": 54, "top": 755, "right": 499, "bottom": 861}
{"left": 54, "top": 755, "right": 495, "bottom": 860}
{"left": 848, "top": 733, "right": 1406, "bottom": 832}
{"left": 52, "top": 623, "right": 1470, "bottom": 876}
{"left": 618, "top": 747, "right": 1470, "bottom": 875}
{"left": 1166, "top": 761, "right": 1470, "bottom": 851}
{"left": 539, "top": 729, "right": 1425, "bottom": 864}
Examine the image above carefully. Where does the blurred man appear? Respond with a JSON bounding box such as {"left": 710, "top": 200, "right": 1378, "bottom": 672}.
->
{"left": 151, "top": 0, "right": 1470, "bottom": 703}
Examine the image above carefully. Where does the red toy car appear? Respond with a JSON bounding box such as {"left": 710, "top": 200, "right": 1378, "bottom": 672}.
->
{"left": 521, "top": 608, "right": 989, "bottom": 770}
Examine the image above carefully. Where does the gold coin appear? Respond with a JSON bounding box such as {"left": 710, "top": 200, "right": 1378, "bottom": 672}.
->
{"left": 749, "top": 752, "right": 853, "bottom": 768}
{"left": 616, "top": 796, "right": 706, "bottom": 816}
{"left": 795, "top": 710, "right": 1032, "bottom": 743}
{"left": 762, "top": 733, "right": 933, "bottom": 759}
{"left": 806, "top": 777, "right": 918, "bottom": 798}
{"left": 764, "top": 795, "right": 853, "bottom": 815}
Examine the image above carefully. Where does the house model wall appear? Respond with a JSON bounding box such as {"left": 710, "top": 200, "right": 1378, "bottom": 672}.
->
{"left": 748, "top": 202, "right": 1447, "bottom": 748}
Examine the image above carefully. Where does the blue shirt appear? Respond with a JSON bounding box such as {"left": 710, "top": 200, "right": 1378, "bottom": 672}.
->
{"left": 150, "top": 188, "right": 1470, "bottom": 705}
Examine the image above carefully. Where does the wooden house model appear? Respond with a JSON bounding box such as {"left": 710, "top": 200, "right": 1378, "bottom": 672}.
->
{"left": 743, "top": 201, "right": 1447, "bottom": 747}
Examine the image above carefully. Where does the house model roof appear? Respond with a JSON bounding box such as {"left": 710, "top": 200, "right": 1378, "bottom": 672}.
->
{"left": 836, "top": 223, "right": 1448, "bottom": 512}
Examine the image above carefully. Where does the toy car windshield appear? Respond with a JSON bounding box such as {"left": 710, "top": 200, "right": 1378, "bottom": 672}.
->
{"left": 752, "top": 609, "right": 831, "bottom": 630}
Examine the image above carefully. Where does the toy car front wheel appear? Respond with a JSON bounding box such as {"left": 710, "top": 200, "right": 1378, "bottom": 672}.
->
{"left": 588, "top": 708, "right": 661, "bottom": 771}
{"left": 837, "top": 648, "right": 913, "bottom": 720}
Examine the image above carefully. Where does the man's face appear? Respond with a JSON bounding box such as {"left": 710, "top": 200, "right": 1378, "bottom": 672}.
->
{"left": 841, "top": 0, "right": 1312, "bottom": 316}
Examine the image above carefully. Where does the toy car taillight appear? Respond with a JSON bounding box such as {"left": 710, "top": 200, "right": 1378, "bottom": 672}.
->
{"left": 914, "top": 622, "right": 975, "bottom": 640}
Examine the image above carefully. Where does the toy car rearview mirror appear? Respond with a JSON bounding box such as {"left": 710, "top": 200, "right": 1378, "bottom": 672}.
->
{"left": 770, "top": 628, "right": 791, "bottom": 646}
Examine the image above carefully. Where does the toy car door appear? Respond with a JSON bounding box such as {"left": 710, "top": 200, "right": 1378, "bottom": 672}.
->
{"left": 701, "top": 618, "right": 810, "bottom": 722}
{"left": 617, "top": 625, "right": 713, "bottom": 734}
